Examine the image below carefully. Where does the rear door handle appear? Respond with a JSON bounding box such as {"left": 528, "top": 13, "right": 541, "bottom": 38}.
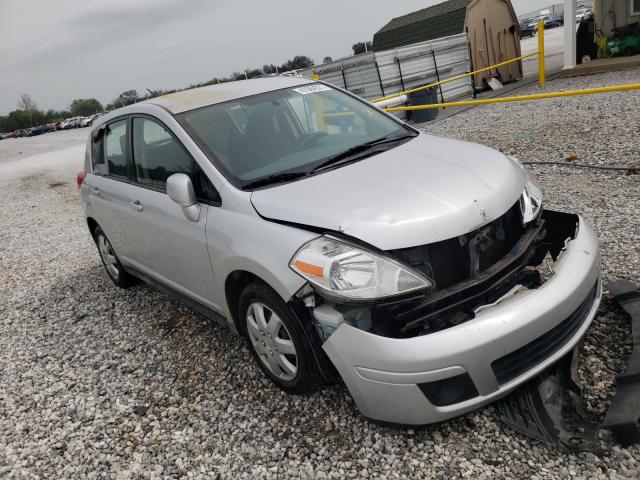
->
{"left": 129, "top": 200, "right": 143, "bottom": 212}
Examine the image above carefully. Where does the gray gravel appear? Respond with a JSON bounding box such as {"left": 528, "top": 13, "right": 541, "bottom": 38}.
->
{"left": 1, "top": 69, "right": 640, "bottom": 479}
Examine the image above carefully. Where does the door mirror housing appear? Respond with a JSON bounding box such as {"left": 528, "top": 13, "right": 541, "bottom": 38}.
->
{"left": 167, "top": 173, "right": 200, "bottom": 222}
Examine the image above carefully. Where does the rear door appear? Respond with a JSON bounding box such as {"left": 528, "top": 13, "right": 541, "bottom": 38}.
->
{"left": 124, "top": 115, "right": 220, "bottom": 307}
{"left": 87, "top": 118, "right": 138, "bottom": 260}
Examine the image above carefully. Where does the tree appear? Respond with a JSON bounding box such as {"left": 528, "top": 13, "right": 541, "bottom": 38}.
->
{"left": 322, "top": 56, "right": 333, "bottom": 64}
{"left": 111, "top": 90, "right": 139, "bottom": 109}
{"left": 70, "top": 98, "right": 103, "bottom": 116}
{"left": 352, "top": 41, "right": 372, "bottom": 55}
{"left": 17, "top": 94, "right": 37, "bottom": 113}
{"left": 17, "top": 94, "right": 38, "bottom": 126}
{"left": 262, "top": 64, "right": 278, "bottom": 75}
{"left": 0, "top": 110, "right": 32, "bottom": 132}
{"left": 279, "top": 55, "right": 314, "bottom": 73}
{"left": 243, "top": 68, "right": 263, "bottom": 79}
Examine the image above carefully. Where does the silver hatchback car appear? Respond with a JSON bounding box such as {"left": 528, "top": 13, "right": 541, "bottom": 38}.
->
{"left": 79, "top": 77, "right": 601, "bottom": 425}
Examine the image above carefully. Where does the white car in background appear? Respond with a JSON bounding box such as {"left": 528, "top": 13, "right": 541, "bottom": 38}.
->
{"left": 80, "top": 113, "right": 101, "bottom": 128}
{"left": 576, "top": 6, "right": 593, "bottom": 22}
{"left": 60, "top": 117, "right": 84, "bottom": 129}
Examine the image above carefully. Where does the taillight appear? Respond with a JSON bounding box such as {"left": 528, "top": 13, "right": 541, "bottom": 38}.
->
{"left": 76, "top": 170, "right": 86, "bottom": 189}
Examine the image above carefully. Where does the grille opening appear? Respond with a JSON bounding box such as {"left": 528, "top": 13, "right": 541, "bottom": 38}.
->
{"left": 371, "top": 209, "right": 580, "bottom": 338}
{"left": 491, "top": 282, "right": 598, "bottom": 385}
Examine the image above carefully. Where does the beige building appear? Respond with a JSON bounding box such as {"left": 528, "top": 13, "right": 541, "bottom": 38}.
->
{"left": 465, "top": 0, "right": 522, "bottom": 85}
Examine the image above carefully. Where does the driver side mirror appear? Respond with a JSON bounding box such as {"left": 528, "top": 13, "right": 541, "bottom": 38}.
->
{"left": 167, "top": 173, "right": 200, "bottom": 222}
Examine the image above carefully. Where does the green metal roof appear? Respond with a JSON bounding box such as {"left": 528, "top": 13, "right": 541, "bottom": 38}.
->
{"left": 372, "top": 0, "right": 471, "bottom": 51}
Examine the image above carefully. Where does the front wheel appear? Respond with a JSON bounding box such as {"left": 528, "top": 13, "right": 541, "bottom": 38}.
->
{"left": 239, "top": 282, "right": 322, "bottom": 394}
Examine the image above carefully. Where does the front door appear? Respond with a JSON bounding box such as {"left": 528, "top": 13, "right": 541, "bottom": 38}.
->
{"left": 123, "top": 116, "right": 219, "bottom": 308}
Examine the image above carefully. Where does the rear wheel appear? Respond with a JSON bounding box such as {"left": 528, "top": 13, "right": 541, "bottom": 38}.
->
{"left": 239, "top": 282, "right": 322, "bottom": 394}
{"left": 94, "top": 226, "right": 135, "bottom": 288}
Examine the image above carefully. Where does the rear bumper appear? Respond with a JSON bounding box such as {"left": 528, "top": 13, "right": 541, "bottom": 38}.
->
{"left": 322, "top": 215, "right": 601, "bottom": 425}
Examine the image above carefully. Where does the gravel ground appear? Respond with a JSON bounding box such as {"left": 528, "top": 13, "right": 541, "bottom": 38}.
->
{"left": 1, "top": 69, "right": 639, "bottom": 479}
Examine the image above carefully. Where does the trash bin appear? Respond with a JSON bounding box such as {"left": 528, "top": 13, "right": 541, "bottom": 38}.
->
{"left": 406, "top": 87, "right": 439, "bottom": 123}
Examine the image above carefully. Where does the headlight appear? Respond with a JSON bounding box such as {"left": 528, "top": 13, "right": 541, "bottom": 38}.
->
{"left": 521, "top": 177, "right": 543, "bottom": 223}
{"left": 290, "top": 236, "right": 432, "bottom": 301}
{"left": 507, "top": 155, "right": 543, "bottom": 223}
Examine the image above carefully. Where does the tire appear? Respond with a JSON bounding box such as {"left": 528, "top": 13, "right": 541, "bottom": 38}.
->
{"left": 239, "top": 282, "right": 322, "bottom": 394}
{"left": 94, "top": 226, "right": 135, "bottom": 288}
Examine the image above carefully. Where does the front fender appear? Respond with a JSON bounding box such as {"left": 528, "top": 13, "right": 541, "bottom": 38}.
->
{"left": 206, "top": 206, "right": 317, "bottom": 320}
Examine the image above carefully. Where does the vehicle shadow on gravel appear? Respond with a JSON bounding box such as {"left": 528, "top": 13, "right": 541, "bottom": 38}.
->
{"left": 41, "top": 264, "right": 352, "bottom": 409}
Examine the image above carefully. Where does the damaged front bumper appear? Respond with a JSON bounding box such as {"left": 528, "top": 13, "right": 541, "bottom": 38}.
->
{"left": 321, "top": 213, "right": 601, "bottom": 425}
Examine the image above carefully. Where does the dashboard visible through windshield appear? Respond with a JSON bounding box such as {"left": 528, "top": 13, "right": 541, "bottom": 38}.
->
{"left": 177, "top": 83, "right": 415, "bottom": 189}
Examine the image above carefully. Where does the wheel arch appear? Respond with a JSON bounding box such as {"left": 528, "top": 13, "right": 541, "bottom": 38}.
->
{"left": 87, "top": 217, "right": 99, "bottom": 241}
{"left": 225, "top": 268, "right": 337, "bottom": 384}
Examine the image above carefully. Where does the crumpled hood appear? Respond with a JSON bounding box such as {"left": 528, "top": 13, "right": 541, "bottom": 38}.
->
{"left": 251, "top": 133, "right": 526, "bottom": 250}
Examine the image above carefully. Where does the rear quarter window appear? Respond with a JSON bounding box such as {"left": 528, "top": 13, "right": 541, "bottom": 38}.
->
{"left": 105, "top": 121, "right": 129, "bottom": 178}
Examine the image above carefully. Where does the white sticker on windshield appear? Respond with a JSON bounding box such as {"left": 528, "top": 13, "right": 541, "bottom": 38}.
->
{"left": 293, "top": 84, "right": 332, "bottom": 95}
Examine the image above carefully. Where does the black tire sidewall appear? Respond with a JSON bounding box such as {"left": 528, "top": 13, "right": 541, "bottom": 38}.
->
{"left": 239, "top": 282, "right": 321, "bottom": 394}
{"left": 94, "top": 226, "right": 131, "bottom": 288}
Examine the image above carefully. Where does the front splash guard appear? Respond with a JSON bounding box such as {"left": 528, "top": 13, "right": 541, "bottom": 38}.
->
{"left": 497, "top": 280, "right": 640, "bottom": 450}
{"left": 601, "top": 280, "right": 640, "bottom": 446}
{"left": 496, "top": 351, "right": 601, "bottom": 452}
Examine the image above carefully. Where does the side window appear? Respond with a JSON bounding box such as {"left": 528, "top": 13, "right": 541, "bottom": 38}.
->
{"left": 132, "top": 117, "right": 221, "bottom": 204}
{"left": 91, "top": 130, "right": 106, "bottom": 174}
{"left": 104, "top": 120, "right": 129, "bottom": 178}
{"left": 132, "top": 118, "right": 192, "bottom": 188}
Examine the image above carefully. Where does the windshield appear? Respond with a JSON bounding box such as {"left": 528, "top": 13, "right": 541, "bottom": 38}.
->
{"left": 177, "top": 84, "right": 411, "bottom": 189}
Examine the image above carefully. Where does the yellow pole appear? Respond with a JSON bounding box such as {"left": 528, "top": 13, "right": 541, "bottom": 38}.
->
{"left": 538, "top": 20, "right": 545, "bottom": 86}
{"left": 383, "top": 83, "right": 640, "bottom": 112}
{"left": 371, "top": 52, "right": 538, "bottom": 103}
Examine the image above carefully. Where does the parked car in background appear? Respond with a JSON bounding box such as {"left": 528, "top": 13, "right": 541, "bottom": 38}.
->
{"left": 544, "top": 13, "right": 564, "bottom": 28}
{"left": 27, "top": 124, "right": 52, "bottom": 136}
{"left": 576, "top": 6, "right": 593, "bottom": 23}
{"left": 60, "top": 117, "right": 84, "bottom": 129}
{"left": 0, "top": 132, "right": 11, "bottom": 140}
{"left": 519, "top": 20, "right": 536, "bottom": 37}
{"left": 48, "top": 121, "right": 62, "bottom": 131}
{"left": 79, "top": 77, "right": 601, "bottom": 425}
{"left": 80, "top": 113, "right": 101, "bottom": 128}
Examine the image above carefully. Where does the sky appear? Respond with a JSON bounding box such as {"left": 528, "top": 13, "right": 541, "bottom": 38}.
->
{"left": 0, "top": 0, "right": 554, "bottom": 115}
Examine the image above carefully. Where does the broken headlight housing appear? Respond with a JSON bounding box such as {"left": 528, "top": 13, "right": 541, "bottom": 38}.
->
{"left": 508, "top": 155, "right": 543, "bottom": 224}
{"left": 290, "top": 236, "right": 432, "bottom": 301}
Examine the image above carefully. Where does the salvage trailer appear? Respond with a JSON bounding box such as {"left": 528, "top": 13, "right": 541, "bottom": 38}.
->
{"left": 302, "top": 33, "right": 474, "bottom": 118}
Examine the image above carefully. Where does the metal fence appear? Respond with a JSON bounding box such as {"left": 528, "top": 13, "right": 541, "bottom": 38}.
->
{"left": 302, "top": 34, "right": 473, "bottom": 117}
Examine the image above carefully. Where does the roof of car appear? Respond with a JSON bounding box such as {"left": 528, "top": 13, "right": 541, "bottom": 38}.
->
{"left": 144, "top": 76, "right": 315, "bottom": 114}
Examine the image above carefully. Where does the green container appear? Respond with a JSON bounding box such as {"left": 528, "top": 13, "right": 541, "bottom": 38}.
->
{"left": 604, "top": 36, "right": 640, "bottom": 57}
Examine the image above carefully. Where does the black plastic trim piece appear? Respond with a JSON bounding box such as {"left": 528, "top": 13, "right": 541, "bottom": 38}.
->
{"left": 125, "top": 266, "right": 227, "bottom": 328}
{"left": 418, "top": 373, "right": 479, "bottom": 406}
{"left": 602, "top": 279, "right": 640, "bottom": 446}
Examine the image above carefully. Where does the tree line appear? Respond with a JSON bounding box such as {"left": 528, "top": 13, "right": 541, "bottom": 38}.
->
{"left": 1, "top": 45, "right": 371, "bottom": 133}
{"left": 0, "top": 95, "right": 103, "bottom": 133}
{"left": 103, "top": 55, "right": 317, "bottom": 111}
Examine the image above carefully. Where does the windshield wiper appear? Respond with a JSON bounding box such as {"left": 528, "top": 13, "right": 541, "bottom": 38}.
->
{"left": 241, "top": 171, "right": 308, "bottom": 190}
{"left": 312, "top": 132, "right": 418, "bottom": 172}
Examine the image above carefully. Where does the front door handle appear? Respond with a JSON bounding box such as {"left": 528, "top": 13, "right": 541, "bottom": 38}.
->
{"left": 90, "top": 186, "right": 100, "bottom": 196}
{"left": 129, "top": 200, "right": 143, "bottom": 212}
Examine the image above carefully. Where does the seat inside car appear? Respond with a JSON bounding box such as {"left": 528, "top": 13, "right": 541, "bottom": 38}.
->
{"left": 228, "top": 105, "right": 297, "bottom": 177}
